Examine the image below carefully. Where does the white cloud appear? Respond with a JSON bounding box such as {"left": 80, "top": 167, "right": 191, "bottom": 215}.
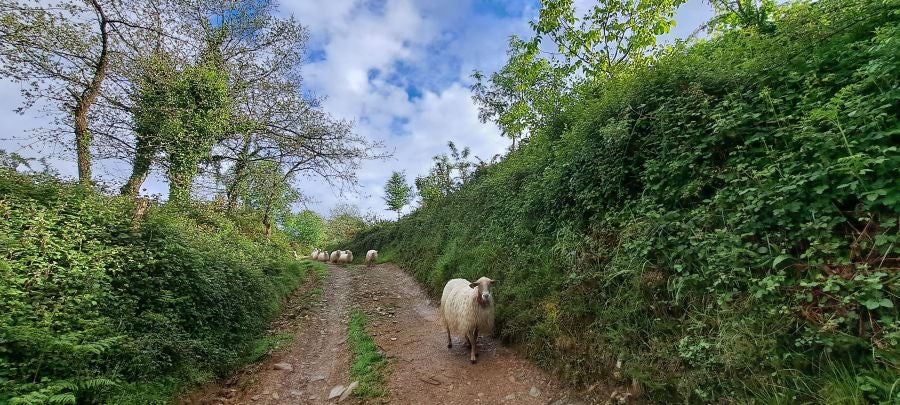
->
{"left": 0, "top": 0, "right": 716, "bottom": 220}
{"left": 280, "top": 0, "right": 528, "bottom": 218}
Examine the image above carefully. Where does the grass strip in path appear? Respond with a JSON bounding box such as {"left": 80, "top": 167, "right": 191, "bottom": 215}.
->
{"left": 348, "top": 306, "right": 388, "bottom": 398}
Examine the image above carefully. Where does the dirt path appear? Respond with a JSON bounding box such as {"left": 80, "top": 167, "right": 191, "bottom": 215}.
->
{"left": 184, "top": 262, "right": 594, "bottom": 404}
{"left": 350, "top": 264, "right": 585, "bottom": 405}
{"left": 182, "top": 265, "right": 354, "bottom": 404}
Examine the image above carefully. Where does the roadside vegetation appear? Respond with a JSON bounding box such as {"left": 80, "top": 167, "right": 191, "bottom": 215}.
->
{"left": 347, "top": 0, "right": 899, "bottom": 402}
{"left": 0, "top": 0, "right": 379, "bottom": 403}
{"left": 0, "top": 169, "right": 317, "bottom": 403}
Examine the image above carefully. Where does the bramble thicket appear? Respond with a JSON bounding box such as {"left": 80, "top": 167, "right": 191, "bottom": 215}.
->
{"left": 346, "top": 0, "right": 899, "bottom": 402}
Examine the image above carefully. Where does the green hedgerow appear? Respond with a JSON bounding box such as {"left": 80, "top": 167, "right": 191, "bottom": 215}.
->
{"left": 344, "top": 0, "right": 900, "bottom": 402}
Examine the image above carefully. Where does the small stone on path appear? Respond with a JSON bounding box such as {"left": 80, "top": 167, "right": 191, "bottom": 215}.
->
{"left": 271, "top": 392, "right": 279, "bottom": 400}
{"left": 309, "top": 374, "right": 325, "bottom": 382}
{"left": 529, "top": 386, "right": 541, "bottom": 397}
{"left": 250, "top": 394, "right": 260, "bottom": 401}
{"left": 328, "top": 385, "right": 345, "bottom": 399}
{"left": 504, "top": 394, "right": 515, "bottom": 401}
{"left": 272, "top": 362, "right": 293, "bottom": 371}
{"left": 338, "top": 381, "right": 359, "bottom": 402}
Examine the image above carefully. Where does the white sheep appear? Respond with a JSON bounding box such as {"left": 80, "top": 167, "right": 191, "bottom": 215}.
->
{"left": 309, "top": 248, "right": 320, "bottom": 260}
{"left": 345, "top": 250, "right": 354, "bottom": 264}
{"left": 365, "top": 250, "right": 378, "bottom": 267}
{"left": 317, "top": 251, "right": 328, "bottom": 262}
{"left": 440, "top": 277, "right": 497, "bottom": 364}
{"left": 330, "top": 250, "right": 341, "bottom": 263}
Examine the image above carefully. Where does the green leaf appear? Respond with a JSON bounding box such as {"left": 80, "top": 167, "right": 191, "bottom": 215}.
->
{"left": 772, "top": 254, "right": 791, "bottom": 269}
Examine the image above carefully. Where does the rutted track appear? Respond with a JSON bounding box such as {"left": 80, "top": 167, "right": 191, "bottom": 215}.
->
{"left": 181, "top": 265, "right": 353, "bottom": 404}
{"left": 183, "top": 262, "right": 596, "bottom": 404}
{"left": 349, "top": 263, "right": 583, "bottom": 404}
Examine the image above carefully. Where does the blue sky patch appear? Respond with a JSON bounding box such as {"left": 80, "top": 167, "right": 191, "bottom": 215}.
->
{"left": 472, "top": 0, "right": 539, "bottom": 18}
{"left": 307, "top": 48, "right": 327, "bottom": 63}
{"left": 390, "top": 116, "right": 410, "bottom": 135}
{"left": 405, "top": 84, "right": 422, "bottom": 101}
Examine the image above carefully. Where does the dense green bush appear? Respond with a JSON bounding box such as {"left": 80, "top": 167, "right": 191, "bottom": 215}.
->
{"left": 347, "top": 0, "right": 899, "bottom": 402}
{"left": 0, "top": 170, "right": 313, "bottom": 404}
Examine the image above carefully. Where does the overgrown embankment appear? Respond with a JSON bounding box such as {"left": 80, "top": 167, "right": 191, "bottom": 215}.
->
{"left": 0, "top": 171, "right": 315, "bottom": 404}
{"left": 347, "top": 0, "right": 899, "bottom": 402}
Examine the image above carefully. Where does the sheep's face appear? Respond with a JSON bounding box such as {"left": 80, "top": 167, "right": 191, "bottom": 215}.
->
{"left": 470, "top": 277, "right": 497, "bottom": 306}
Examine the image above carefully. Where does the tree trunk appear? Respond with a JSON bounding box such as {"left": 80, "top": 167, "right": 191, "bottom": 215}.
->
{"left": 121, "top": 134, "right": 158, "bottom": 196}
{"left": 167, "top": 158, "right": 194, "bottom": 205}
{"left": 226, "top": 134, "right": 252, "bottom": 211}
{"left": 73, "top": 113, "right": 93, "bottom": 187}
{"left": 167, "top": 146, "right": 199, "bottom": 205}
{"left": 263, "top": 211, "right": 272, "bottom": 238}
{"left": 261, "top": 179, "right": 278, "bottom": 239}
{"left": 72, "top": 0, "right": 110, "bottom": 188}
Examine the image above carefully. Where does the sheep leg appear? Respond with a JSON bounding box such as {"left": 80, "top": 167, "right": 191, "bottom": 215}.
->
{"left": 468, "top": 332, "right": 477, "bottom": 364}
{"left": 446, "top": 327, "right": 452, "bottom": 349}
{"left": 474, "top": 327, "right": 479, "bottom": 358}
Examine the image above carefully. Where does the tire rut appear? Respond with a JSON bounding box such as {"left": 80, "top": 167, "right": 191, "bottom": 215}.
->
{"left": 181, "top": 264, "right": 354, "bottom": 404}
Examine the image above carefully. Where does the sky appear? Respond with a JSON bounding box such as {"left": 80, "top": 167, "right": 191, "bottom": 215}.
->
{"left": 0, "top": 0, "right": 715, "bottom": 219}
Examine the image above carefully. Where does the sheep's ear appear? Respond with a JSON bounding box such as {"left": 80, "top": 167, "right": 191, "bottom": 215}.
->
{"left": 490, "top": 279, "right": 498, "bottom": 285}
{"left": 469, "top": 282, "right": 478, "bottom": 288}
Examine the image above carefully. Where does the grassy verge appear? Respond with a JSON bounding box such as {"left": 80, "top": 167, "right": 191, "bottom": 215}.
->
{"left": 347, "top": 307, "right": 387, "bottom": 398}
{"left": 241, "top": 260, "right": 329, "bottom": 364}
{"left": 375, "top": 250, "right": 393, "bottom": 265}
{"left": 243, "top": 333, "right": 295, "bottom": 364}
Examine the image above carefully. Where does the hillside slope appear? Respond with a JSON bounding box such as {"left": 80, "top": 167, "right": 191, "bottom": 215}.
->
{"left": 346, "top": 0, "right": 900, "bottom": 402}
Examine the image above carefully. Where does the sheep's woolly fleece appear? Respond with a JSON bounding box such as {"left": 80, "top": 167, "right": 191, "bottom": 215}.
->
{"left": 440, "top": 278, "right": 495, "bottom": 341}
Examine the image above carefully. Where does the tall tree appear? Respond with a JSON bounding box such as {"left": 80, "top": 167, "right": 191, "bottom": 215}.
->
{"left": 0, "top": 0, "right": 121, "bottom": 187}
{"left": 384, "top": 171, "right": 413, "bottom": 219}
{"left": 101, "top": 0, "right": 386, "bottom": 201}
{"left": 326, "top": 203, "right": 366, "bottom": 243}
{"left": 189, "top": 0, "right": 387, "bottom": 207}
{"left": 533, "top": 0, "right": 686, "bottom": 78}
{"left": 473, "top": 0, "right": 686, "bottom": 148}
{"left": 235, "top": 159, "right": 300, "bottom": 236}
{"left": 472, "top": 37, "right": 571, "bottom": 149}
{"left": 129, "top": 53, "right": 231, "bottom": 203}
{"left": 283, "top": 209, "right": 327, "bottom": 247}
{"left": 414, "top": 142, "right": 479, "bottom": 208}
